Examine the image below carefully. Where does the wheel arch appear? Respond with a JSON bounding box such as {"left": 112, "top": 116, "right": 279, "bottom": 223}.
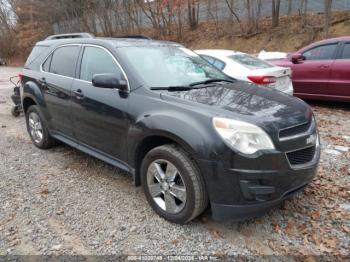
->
{"left": 22, "top": 96, "right": 37, "bottom": 113}
{"left": 133, "top": 132, "right": 199, "bottom": 187}
{"left": 22, "top": 81, "right": 46, "bottom": 110}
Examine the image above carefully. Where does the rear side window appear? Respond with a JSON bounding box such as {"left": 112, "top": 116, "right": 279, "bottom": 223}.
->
{"left": 25, "top": 46, "right": 48, "bottom": 68}
{"left": 303, "top": 44, "right": 337, "bottom": 61}
{"left": 229, "top": 54, "right": 272, "bottom": 70}
{"left": 50, "top": 46, "right": 80, "bottom": 78}
{"left": 340, "top": 43, "right": 350, "bottom": 59}
{"left": 80, "top": 46, "right": 123, "bottom": 82}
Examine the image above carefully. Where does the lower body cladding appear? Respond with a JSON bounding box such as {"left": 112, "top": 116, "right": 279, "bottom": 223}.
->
{"left": 197, "top": 148, "right": 320, "bottom": 221}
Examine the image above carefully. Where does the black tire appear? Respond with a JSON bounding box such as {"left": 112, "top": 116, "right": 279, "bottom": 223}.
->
{"left": 141, "top": 144, "right": 208, "bottom": 224}
{"left": 11, "top": 106, "right": 20, "bottom": 117}
{"left": 25, "top": 105, "right": 56, "bottom": 149}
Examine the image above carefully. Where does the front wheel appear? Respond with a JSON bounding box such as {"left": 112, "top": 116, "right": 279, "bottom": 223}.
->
{"left": 141, "top": 144, "right": 208, "bottom": 224}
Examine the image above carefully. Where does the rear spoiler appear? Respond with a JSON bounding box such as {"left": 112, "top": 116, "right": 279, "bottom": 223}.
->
{"left": 45, "top": 33, "right": 94, "bottom": 40}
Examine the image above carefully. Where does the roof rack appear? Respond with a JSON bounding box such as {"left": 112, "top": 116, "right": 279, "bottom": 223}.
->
{"left": 117, "top": 35, "right": 151, "bottom": 40}
{"left": 45, "top": 33, "right": 94, "bottom": 40}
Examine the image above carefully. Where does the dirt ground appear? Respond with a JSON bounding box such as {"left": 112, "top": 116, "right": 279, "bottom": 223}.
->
{"left": 0, "top": 67, "right": 349, "bottom": 260}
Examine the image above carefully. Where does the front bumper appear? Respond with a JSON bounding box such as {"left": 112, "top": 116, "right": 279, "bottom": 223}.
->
{"left": 196, "top": 146, "right": 319, "bottom": 221}
{"left": 211, "top": 181, "right": 310, "bottom": 221}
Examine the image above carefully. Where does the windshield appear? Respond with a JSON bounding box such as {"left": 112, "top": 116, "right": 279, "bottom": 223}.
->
{"left": 229, "top": 54, "right": 273, "bottom": 70}
{"left": 120, "top": 46, "right": 229, "bottom": 87}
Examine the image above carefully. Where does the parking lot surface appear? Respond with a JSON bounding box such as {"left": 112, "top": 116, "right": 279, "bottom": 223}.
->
{"left": 0, "top": 67, "right": 349, "bottom": 258}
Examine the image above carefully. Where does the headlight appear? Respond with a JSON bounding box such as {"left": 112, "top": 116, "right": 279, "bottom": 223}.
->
{"left": 213, "top": 117, "right": 275, "bottom": 155}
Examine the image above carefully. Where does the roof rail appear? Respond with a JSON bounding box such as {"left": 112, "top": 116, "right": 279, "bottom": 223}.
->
{"left": 117, "top": 35, "right": 151, "bottom": 40}
{"left": 45, "top": 33, "right": 94, "bottom": 40}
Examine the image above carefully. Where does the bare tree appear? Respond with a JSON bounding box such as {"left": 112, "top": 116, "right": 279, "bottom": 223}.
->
{"left": 224, "top": 0, "right": 243, "bottom": 34}
{"left": 272, "top": 0, "right": 281, "bottom": 28}
{"left": 243, "top": 0, "right": 262, "bottom": 35}
{"left": 299, "top": 0, "right": 308, "bottom": 26}
{"left": 187, "top": 0, "right": 199, "bottom": 30}
{"left": 287, "top": 0, "right": 292, "bottom": 15}
{"left": 324, "top": 0, "right": 333, "bottom": 36}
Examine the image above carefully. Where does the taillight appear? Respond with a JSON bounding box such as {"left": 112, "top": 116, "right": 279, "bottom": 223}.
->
{"left": 18, "top": 72, "right": 23, "bottom": 82}
{"left": 247, "top": 76, "right": 276, "bottom": 85}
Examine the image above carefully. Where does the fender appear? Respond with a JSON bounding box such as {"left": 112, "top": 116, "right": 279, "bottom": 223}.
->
{"left": 127, "top": 112, "right": 222, "bottom": 168}
{"left": 22, "top": 81, "right": 52, "bottom": 123}
{"left": 23, "top": 81, "right": 45, "bottom": 108}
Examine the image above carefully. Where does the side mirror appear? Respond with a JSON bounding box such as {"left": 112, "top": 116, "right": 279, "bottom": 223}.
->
{"left": 291, "top": 54, "right": 305, "bottom": 64}
{"left": 92, "top": 73, "right": 128, "bottom": 92}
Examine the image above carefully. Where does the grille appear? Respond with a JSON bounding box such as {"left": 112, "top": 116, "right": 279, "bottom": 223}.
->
{"left": 287, "top": 146, "right": 316, "bottom": 166}
{"left": 279, "top": 122, "right": 310, "bottom": 139}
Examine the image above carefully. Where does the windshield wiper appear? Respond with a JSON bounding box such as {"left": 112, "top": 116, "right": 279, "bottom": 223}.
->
{"left": 150, "top": 79, "right": 234, "bottom": 91}
{"left": 189, "top": 78, "right": 234, "bottom": 87}
{"left": 150, "top": 86, "right": 193, "bottom": 91}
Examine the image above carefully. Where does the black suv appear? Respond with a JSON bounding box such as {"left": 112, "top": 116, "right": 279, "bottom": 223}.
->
{"left": 21, "top": 33, "right": 320, "bottom": 224}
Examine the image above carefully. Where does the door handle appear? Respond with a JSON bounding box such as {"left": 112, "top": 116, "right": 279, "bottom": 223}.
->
{"left": 73, "top": 89, "right": 84, "bottom": 99}
{"left": 319, "top": 65, "right": 330, "bottom": 69}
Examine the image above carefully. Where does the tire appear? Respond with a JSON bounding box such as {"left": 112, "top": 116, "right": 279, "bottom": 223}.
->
{"left": 25, "top": 105, "right": 56, "bottom": 149}
{"left": 141, "top": 144, "right": 208, "bottom": 224}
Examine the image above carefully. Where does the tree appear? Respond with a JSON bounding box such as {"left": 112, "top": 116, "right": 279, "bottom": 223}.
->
{"left": 272, "top": 0, "right": 281, "bottom": 28}
{"left": 224, "top": 0, "right": 243, "bottom": 34}
{"left": 187, "top": 0, "right": 199, "bottom": 30}
{"left": 243, "top": 0, "right": 262, "bottom": 35}
{"left": 324, "top": 0, "right": 333, "bottom": 36}
{"left": 287, "top": 0, "right": 292, "bottom": 15}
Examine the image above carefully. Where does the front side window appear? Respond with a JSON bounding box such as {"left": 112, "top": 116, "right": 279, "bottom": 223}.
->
{"left": 228, "top": 54, "right": 273, "bottom": 70}
{"left": 201, "top": 55, "right": 226, "bottom": 71}
{"left": 50, "top": 46, "right": 80, "bottom": 77}
{"left": 213, "top": 59, "right": 226, "bottom": 70}
{"left": 201, "top": 55, "right": 215, "bottom": 65}
{"left": 303, "top": 44, "right": 337, "bottom": 61}
{"left": 120, "top": 46, "right": 228, "bottom": 87}
{"left": 80, "top": 46, "right": 123, "bottom": 82}
{"left": 340, "top": 43, "right": 350, "bottom": 59}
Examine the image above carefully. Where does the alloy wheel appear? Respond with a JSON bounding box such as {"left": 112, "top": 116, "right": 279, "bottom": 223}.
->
{"left": 146, "top": 159, "right": 187, "bottom": 214}
{"left": 28, "top": 112, "right": 43, "bottom": 144}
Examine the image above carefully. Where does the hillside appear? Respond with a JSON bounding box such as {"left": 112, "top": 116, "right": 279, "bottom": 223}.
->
{"left": 184, "top": 11, "right": 350, "bottom": 53}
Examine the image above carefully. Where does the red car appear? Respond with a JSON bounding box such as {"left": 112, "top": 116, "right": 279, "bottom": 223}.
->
{"left": 270, "top": 37, "right": 350, "bottom": 102}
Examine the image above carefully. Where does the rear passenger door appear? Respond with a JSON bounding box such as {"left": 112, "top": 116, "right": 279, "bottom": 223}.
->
{"left": 41, "top": 45, "right": 80, "bottom": 136}
{"left": 328, "top": 42, "right": 350, "bottom": 99}
{"left": 71, "top": 45, "right": 129, "bottom": 162}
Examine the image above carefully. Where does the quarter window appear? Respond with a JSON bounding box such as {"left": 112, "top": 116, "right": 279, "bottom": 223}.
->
{"left": 303, "top": 44, "right": 337, "bottom": 61}
{"left": 80, "top": 46, "right": 123, "bottom": 82}
{"left": 42, "top": 54, "right": 52, "bottom": 72}
{"left": 50, "top": 46, "right": 80, "bottom": 77}
{"left": 340, "top": 43, "right": 350, "bottom": 59}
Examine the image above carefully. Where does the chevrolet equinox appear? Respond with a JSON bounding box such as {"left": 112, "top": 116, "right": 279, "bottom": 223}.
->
{"left": 20, "top": 33, "right": 320, "bottom": 224}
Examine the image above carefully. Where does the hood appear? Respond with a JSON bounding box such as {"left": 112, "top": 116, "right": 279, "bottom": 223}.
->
{"left": 160, "top": 81, "right": 312, "bottom": 132}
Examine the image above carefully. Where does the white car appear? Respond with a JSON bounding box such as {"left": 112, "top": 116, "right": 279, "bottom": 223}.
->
{"left": 195, "top": 49, "right": 293, "bottom": 95}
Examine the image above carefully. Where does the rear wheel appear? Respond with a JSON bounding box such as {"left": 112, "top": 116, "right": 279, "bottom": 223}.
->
{"left": 141, "top": 144, "right": 208, "bottom": 224}
{"left": 25, "top": 105, "right": 56, "bottom": 149}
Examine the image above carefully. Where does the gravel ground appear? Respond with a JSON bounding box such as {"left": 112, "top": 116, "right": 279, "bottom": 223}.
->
{"left": 0, "top": 67, "right": 349, "bottom": 259}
